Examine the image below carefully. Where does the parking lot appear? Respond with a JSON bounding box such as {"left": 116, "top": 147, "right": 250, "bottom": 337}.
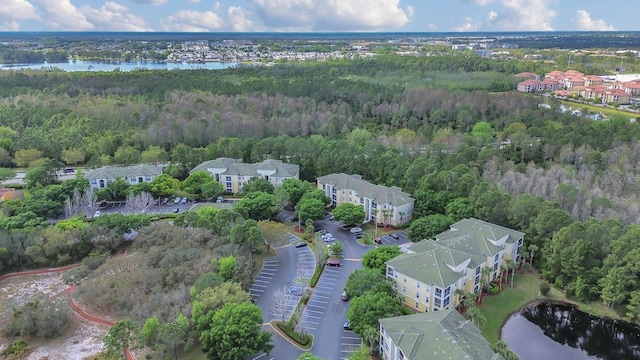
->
{"left": 249, "top": 257, "right": 280, "bottom": 303}
{"left": 374, "top": 230, "right": 409, "bottom": 245}
{"left": 340, "top": 327, "right": 363, "bottom": 359}
{"left": 300, "top": 265, "right": 343, "bottom": 332}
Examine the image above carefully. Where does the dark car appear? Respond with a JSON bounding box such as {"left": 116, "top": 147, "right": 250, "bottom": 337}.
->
{"left": 291, "top": 216, "right": 299, "bottom": 222}
{"left": 326, "top": 259, "right": 341, "bottom": 267}
{"left": 391, "top": 233, "right": 400, "bottom": 240}
{"left": 63, "top": 168, "right": 75, "bottom": 174}
{"left": 374, "top": 237, "right": 383, "bottom": 244}
{"left": 294, "top": 242, "right": 308, "bottom": 248}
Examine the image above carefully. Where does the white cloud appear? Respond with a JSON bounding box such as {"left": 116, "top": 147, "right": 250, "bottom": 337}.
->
{"left": 454, "top": 20, "right": 478, "bottom": 32}
{"left": 249, "top": 0, "right": 411, "bottom": 31}
{"left": 426, "top": 23, "right": 438, "bottom": 30}
{"left": 0, "top": 0, "right": 39, "bottom": 20}
{"left": 80, "top": 2, "right": 152, "bottom": 31}
{"left": 187, "top": 0, "right": 202, "bottom": 2}
{"left": 32, "top": 0, "right": 94, "bottom": 30}
{"left": 571, "top": 10, "right": 615, "bottom": 31}
{"left": 130, "top": 0, "right": 167, "bottom": 5}
{"left": 462, "top": 0, "right": 496, "bottom": 5}
{"left": 227, "top": 6, "right": 254, "bottom": 31}
{"left": 160, "top": 9, "right": 225, "bottom": 31}
{"left": 1, "top": 21, "right": 21, "bottom": 31}
{"left": 478, "top": 0, "right": 556, "bottom": 31}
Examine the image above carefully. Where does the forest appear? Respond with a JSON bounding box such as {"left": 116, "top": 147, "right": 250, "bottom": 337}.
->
{"left": 1, "top": 52, "right": 640, "bottom": 353}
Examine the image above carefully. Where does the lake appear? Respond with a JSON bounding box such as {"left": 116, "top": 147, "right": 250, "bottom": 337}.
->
{"left": 502, "top": 302, "right": 640, "bottom": 360}
{"left": 0, "top": 60, "right": 238, "bottom": 72}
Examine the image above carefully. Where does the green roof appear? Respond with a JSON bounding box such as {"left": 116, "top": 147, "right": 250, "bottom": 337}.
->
{"left": 317, "top": 173, "right": 414, "bottom": 206}
{"left": 437, "top": 218, "right": 525, "bottom": 246}
{"left": 190, "top": 158, "right": 299, "bottom": 178}
{"left": 386, "top": 240, "right": 467, "bottom": 288}
{"left": 85, "top": 164, "right": 162, "bottom": 180}
{"left": 379, "top": 310, "right": 504, "bottom": 360}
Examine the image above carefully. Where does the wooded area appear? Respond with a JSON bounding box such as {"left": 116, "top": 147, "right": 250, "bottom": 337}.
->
{"left": 2, "top": 52, "right": 640, "bottom": 354}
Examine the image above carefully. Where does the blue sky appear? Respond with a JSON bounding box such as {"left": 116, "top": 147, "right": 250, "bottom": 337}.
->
{"left": 1, "top": 0, "right": 637, "bottom": 32}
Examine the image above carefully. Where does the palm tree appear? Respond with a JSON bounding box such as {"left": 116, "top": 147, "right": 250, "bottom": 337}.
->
{"left": 463, "top": 292, "right": 478, "bottom": 309}
{"left": 499, "top": 264, "right": 507, "bottom": 291}
{"left": 507, "top": 260, "right": 517, "bottom": 289}
{"left": 528, "top": 244, "right": 539, "bottom": 271}
{"left": 467, "top": 305, "right": 480, "bottom": 326}
{"left": 477, "top": 267, "right": 492, "bottom": 304}
{"left": 476, "top": 314, "right": 486, "bottom": 329}
{"left": 454, "top": 288, "right": 466, "bottom": 310}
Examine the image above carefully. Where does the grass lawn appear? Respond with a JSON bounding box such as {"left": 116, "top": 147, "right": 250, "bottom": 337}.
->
{"left": 559, "top": 99, "right": 638, "bottom": 120}
{"left": 478, "top": 270, "right": 621, "bottom": 344}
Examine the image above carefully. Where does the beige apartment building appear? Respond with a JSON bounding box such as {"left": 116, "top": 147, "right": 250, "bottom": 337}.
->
{"left": 190, "top": 158, "right": 299, "bottom": 193}
{"left": 386, "top": 218, "right": 524, "bottom": 312}
{"left": 316, "top": 173, "right": 414, "bottom": 227}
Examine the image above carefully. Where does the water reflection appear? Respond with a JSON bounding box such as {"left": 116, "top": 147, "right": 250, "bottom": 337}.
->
{"left": 502, "top": 302, "right": 640, "bottom": 360}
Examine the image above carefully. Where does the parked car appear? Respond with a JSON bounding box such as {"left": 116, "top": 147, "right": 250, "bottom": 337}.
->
{"left": 349, "top": 227, "right": 363, "bottom": 234}
{"left": 290, "top": 216, "right": 299, "bottom": 222}
{"left": 341, "top": 291, "right": 348, "bottom": 301}
{"left": 62, "top": 168, "right": 75, "bottom": 174}
{"left": 288, "top": 288, "right": 303, "bottom": 296}
{"left": 294, "top": 242, "right": 307, "bottom": 248}
{"left": 326, "top": 259, "right": 341, "bottom": 267}
{"left": 174, "top": 197, "right": 181, "bottom": 204}
{"left": 374, "top": 237, "right": 383, "bottom": 244}
{"left": 93, "top": 210, "right": 101, "bottom": 218}
{"left": 343, "top": 321, "right": 351, "bottom": 330}
{"left": 328, "top": 213, "right": 334, "bottom": 220}
{"left": 391, "top": 233, "right": 400, "bottom": 239}
{"left": 356, "top": 233, "right": 365, "bottom": 239}
{"left": 181, "top": 197, "right": 187, "bottom": 204}
{"left": 172, "top": 208, "right": 180, "bottom": 213}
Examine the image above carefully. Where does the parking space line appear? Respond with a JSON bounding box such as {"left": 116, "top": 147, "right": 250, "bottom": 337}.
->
{"left": 253, "top": 279, "right": 270, "bottom": 284}
{"left": 252, "top": 284, "right": 267, "bottom": 288}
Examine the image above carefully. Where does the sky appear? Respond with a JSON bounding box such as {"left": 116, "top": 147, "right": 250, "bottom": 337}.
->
{"left": 0, "top": 0, "right": 637, "bottom": 33}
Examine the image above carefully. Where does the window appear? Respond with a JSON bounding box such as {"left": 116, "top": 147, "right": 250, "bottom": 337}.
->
{"left": 417, "top": 282, "right": 420, "bottom": 288}
{"left": 415, "top": 302, "right": 419, "bottom": 309}
{"left": 494, "top": 254, "right": 500, "bottom": 261}
{"left": 443, "top": 297, "right": 450, "bottom": 307}
{"left": 475, "top": 266, "right": 481, "bottom": 275}
{"left": 403, "top": 277, "right": 407, "bottom": 282}
{"left": 493, "top": 263, "right": 499, "bottom": 270}
{"left": 402, "top": 286, "right": 406, "bottom": 293}
{"left": 225, "top": 176, "right": 231, "bottom": 181}
{"left": 444, "top": 287, "right": 451, "bottom": 296}
{"left": 518, "top": 238, "right": 523, "bottom": 245}
{"left": 435, "top": 288, "right": 442, "bottom": 297}
{"left": 387, "top": 268, "right": 394, "bottom": 276}
{"left": 416, "top": 293, "right": 420, "bottom": 299}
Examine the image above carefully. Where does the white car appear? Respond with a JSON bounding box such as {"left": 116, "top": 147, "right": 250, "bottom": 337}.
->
{"left": 93, "top": 210, "right": 101, "bottom": 218}
{"left": 349, "top": 227, "right": 363, "bottom": 234}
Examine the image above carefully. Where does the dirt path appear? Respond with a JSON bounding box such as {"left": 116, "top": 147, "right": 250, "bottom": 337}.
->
{"left": 1, "top": 262, "right": 134, "bottom": 360}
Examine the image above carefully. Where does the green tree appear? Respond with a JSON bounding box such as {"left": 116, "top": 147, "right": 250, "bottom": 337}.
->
{"left": 150, "top": 174, "right": 180, "bottom": 197}
{"left": 230, "top": 219, "right": 264, "bottom": 251}
{"left": 329, "top": 241, "right": 343, "bottom": 257}
{"left": 295, "top": 197, "right": 326, "bottom": 222}
{"left": 233, "top": 192, "right": 279, "bottom": 221}
{"left": 61, "top": 148, "right": 85, "bottom": 165}
{"left": 406, "top": 214, "right": 453, "bottom": 242}
{"left": 140, "top": 316, "right": 159, "bottom": 346}
{"left": 242, "top": 177, "right": 274, "bottom": 194}
{"left": 280, "top": 178, "right": 313, "bottom": 206}
{"left": 362, "top": 245, "right": 402, "bottom": 275}
{"left": 347, "top": 291, "right": 404, "bottom": 336}
{"left": 344, "top": 268, "right": 395, "bottom": 299}
{"left": 445, "top": 197, "right": 474, "bottom": 221}
{"left": 201, "top": 180, "right": 224, "bottom": 200}
{"left": 157, "top": 313, "right": 192, "bottom": 360}
{"left": 0, "top": 167, "right": 16, "bottom": 182}
{"left": 626, "top": 290, "right": 640, "bottom": 322}
{"left": 299, "top": 189, "right": 331, "bottom": 207}
{"left": 217, "top": 255, "right": 237, "bottom": 281}
{"left": 297, "top": 352, "right": 323, "bottom": 360}
{"left": 332, "top": 203, "right": 365, "bottom": 227}
{"left": 14, "top": 148, "right": 45, "bottom": 167}
{"left": 181, "top": 171, "right": 213, "bottom": 196}
{"left": 192, "top": 282, "right": 250, "bottom": 334}
{"left": 141, "top": 146, "right": 169, "bottom": 165}
{"left": 24, "top": 164, "right": 58, "bottom": 188}
{"left": 199, "top": 302, "right": 273, "bottom": 360}
{"left": 104, "top": 319, "right": 138, "bottom": 360}
{"left": 113, "top": 146, "right": 141, "bottom": 165}
{"left": 600, "top": 267, "right": 633, "bottom": 309}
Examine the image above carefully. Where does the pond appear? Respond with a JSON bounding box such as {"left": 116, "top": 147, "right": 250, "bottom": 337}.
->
{"left": 502, "top": 302, "right": 640, "bottom": 360}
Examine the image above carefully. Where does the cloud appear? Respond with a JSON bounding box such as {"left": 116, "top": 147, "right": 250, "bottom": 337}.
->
{"left": 80, "top": 2, "right": 152, "bottom": 31}
{"left": 477, "top": 0, "right": 556, "bottom": 31}
{"left": 571, "top": 10, "right": 615, "bottom": 31}
{"left": 187, "top": 0, "right": 201, "bottom": 2}
{"left": 454, "top": 19, "right": 478, "bottom": 32}
{"left": 227, "top": 6, "right": 254, "bottom": 31}
{"left": 1, "top": 21, "right": 21, "bottom": 31}
{"left": 32, "top": 0, "right": 94, "bottom": 30}
{"left": 160, "top": 9, "right": 225, "bottom": 31}
{"left": 130, "top": 0, "right": 167, "bottom": 5}
{"left": 462, "top": 0, "right": 496, "bottom": 5}
{"left": 0, "top": 0, "right": 39, "bottom": 20}
{"left": 249, "top": 0, "right": 411, "bottom": 31}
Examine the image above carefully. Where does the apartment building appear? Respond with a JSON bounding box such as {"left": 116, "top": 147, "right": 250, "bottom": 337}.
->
{"left": 379, "top": 310, "right": 503, "bottom": 360}
{"left": 190, "top": 158, "right": 299, "bottom": 193}
{"left": 316, "top": 173, "right": 414, "bottom": 227}
{"left": 85, "top": 164, "right": 163, "bottom": 190}
{"left": 385, "top": 218, "right": 524, "bottom": 312}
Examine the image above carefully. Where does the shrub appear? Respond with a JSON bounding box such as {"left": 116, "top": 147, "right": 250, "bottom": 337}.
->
{"left": 488, "top": 283, "right": 500, "bottom": 295}
{"left": 1, "top": 339, "right": 29, "bottom": 356}
{"left": 275, "top": 321, "right": 312, "bottom": 346}
{"left": 310, "top": 265, "right": 324, "bottom": 287}
{"left": 540, "top": 282, "right": 551, "bottom": 296}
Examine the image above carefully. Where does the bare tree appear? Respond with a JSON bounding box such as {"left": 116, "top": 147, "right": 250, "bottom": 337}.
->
{"left": 126, "top": 191, "right": 155, "bottom": 214}
{"left": 294, "top": 306, "right": 307, "bottom": 337}
{"left": 296, "top": 263, "right": 308, "bottom": 284}
{"left": 271, "top": 286, "right": 290, "bottom": 325}
{"left": 65, "top": 188, "right": 98, "bottom": 218}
